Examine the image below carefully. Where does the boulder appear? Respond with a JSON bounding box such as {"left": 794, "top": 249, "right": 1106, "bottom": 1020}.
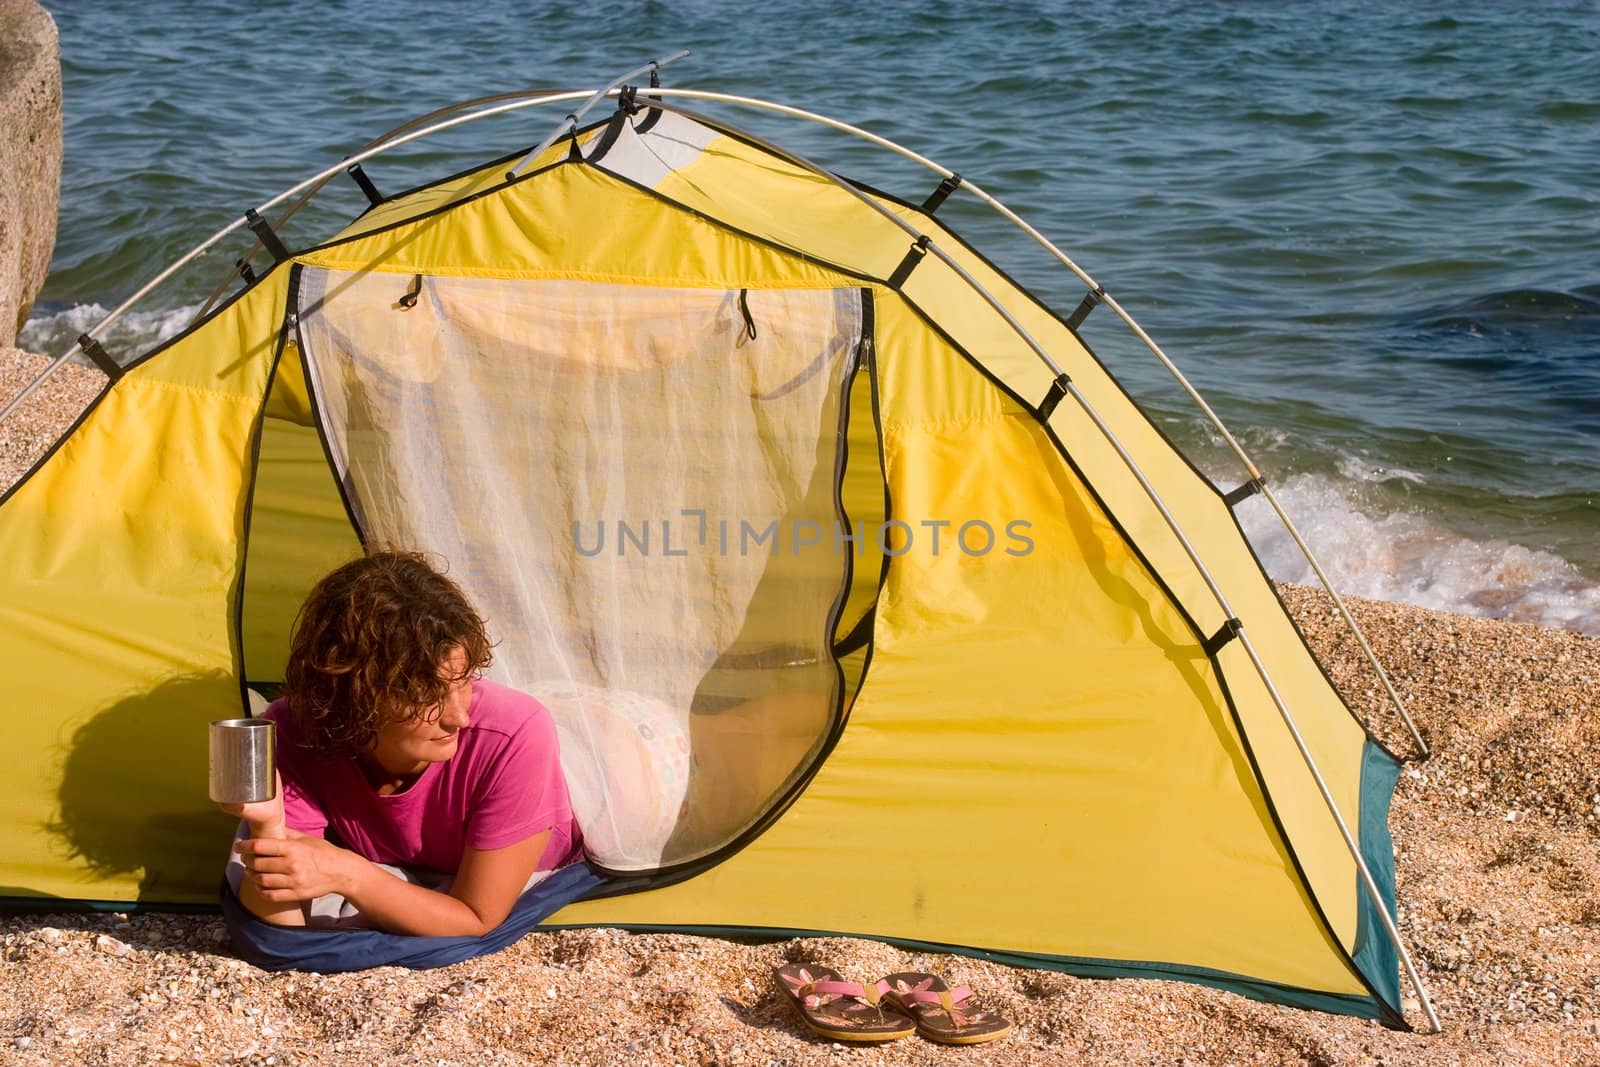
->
{"left": 0, "top": 0, "right": 62, "bottom": 347}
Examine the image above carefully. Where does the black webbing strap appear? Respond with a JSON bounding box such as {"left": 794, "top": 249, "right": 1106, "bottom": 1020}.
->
{"left": 635, "top": 68, "right": 666, "bottom": 134}
{"left": 234, "top": 257, "right": 257, "bottom": 284}
{"left": 887, "top": 236, "right": 932, "bottom": 289}
{"left": 395, "top": 274, "right": 424, "bottom": 311}
{"left": 1037, "top": 373, "right": 1073, "bottom": 419}
{"left": 1223, "top": 479, "right": 1263, "bottom": 507}
{"left": 1064, "top": 286, "right": 1105, "bottom": 331}
{"left": 244, "top": 208, "right": 289, "bottom": 263}
{"left": 1202, "top": 617, "right": 1243, "bottom": 657}
{"left": 345, "top": 163, "right": 383, "bottom": 206}
{"left": 77, "top": 333, "right": 122, "bottom": 381}
{"left": 587, "top": 109, "right": 630, "bottom": 165}
{"left": 920, "top": 173, "right": 962, "bottom": 214}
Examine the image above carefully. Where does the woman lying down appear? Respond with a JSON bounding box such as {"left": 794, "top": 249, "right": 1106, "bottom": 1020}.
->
{"left": 222, "top": 551, "right": 587, "bottom": 937}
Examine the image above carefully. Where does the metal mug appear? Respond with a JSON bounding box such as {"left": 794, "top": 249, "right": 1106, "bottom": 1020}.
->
{"left": 208, "top": 718, "right": 277, "bottom": 804}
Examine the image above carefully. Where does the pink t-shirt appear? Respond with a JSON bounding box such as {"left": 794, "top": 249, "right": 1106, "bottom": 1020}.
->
{"left": 263, "top": 680, "right": 581, "bottom": 875}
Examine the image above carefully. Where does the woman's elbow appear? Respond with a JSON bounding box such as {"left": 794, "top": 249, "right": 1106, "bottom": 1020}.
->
{"left": 461, "top": 907, "right": 509, "bottom": 938}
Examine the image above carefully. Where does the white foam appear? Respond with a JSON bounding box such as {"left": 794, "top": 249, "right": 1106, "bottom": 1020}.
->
{"left": 1235, "top": 472, "right": 1600, "bottom": 636}
{"left": 1334, "top": 455, "right": 1427, "bottom": 485}
{"left": 17, "top": 302, "right": 202, "bottom": 361}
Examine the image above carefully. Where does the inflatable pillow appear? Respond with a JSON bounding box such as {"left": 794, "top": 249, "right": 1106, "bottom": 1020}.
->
{"left": 535, "top": 681, "right": 692, "bottom": 872}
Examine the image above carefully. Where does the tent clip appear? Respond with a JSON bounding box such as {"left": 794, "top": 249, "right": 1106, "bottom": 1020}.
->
{"left": 920, "top": 173, "right": 963, "bottom": 214}
{"left": 76, "top": 333, "right": 123, "bottom": 381}
{"left": 1037, "top": 372, "right": 1073, "bottom": 419}
{"left": 737, "top": 289, "right": 758, "bottom": 342}
{"left": 1064, "top": 286, "right": 1106, "bottom": 331}
{"left": 234, "top": 257, "right": 257, "bottom": 284}
{"left": 1223, "top": 478, "right": 1264, "bottom": 507}
{"left": 395, "top": 274, "right": 424, "bottom": 311}
{"left": 244, "top": 208, "right": 290, "bottom": 264}
{"left": 888, "top": 236, "right": 932, "bottom": 289}
{"left": 617, "top": 84, "right": 641, "bottom": 116}
{"left": 345, "top": 162, "right": 383, "bottom": 207}
{"left": 563, "top": 114, "right": 584, "bottom": 162}
{"left": 1202, "top": 617, "right": 1244, "bottom": 656}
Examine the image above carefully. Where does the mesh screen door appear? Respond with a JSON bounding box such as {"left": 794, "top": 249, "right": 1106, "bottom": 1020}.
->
{"left": 297, "top": 268, "right": 866, "bottom": 871}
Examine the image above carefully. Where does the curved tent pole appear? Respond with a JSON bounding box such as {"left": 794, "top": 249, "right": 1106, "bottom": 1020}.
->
{"left": 608, "top": 87, "right": 1426, "bottom": 763}
{"left": 192, "top": 49, "right": 690, "bottom": 322}
{"left": 4, "top": 53, "right": 694, "bottom": 427}
{"left": 0, "top": 81, "right": 1437, "bottom": 1027}
{"left": 618, "top": 92, "right": 1442, "bottom": 1033}
{"left": 926, "top": 165, "right": 1429, "bottom": 762}
{"left": 191, "top": 87, "right": 584, "bottom": 324}
{"left": 0, "top": 88, "right": 595, "bottom": 427}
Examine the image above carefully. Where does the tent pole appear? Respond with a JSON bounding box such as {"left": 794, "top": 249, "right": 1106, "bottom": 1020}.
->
{"left": 0, "top": 347, "right": 81, "bottom": 425}
{"left": 191, "top": 86, "right": 608, "bottom": 325}
{"left": 610, "top": 87, "right": 1426, "bottom": 762}
{"left": 933, "top": 198, "right": 1429, "bottom": 759}
{"left": 623, "top": 96, "right": 1442, "bottom": 1031}
{"left": 1056, "top": 372, "right": 1444, "bottom": 1034}
{"left": 928, "top": 241, "right": 1445, "bottom": 1030}
{"left": 0, "top": 88, "right": 603, "bottom": 430}
{"left": 8, "top": 55, "right": 695, "bottom": 422}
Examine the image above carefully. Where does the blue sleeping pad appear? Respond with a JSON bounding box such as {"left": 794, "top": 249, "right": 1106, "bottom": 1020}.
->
{"left": 220, "top": 861, "right": 607, "bottom": 972}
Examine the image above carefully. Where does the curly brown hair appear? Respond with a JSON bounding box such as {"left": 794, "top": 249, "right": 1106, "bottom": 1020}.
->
{"left": 284, "top": 550, "right": 493, "bottom": 756}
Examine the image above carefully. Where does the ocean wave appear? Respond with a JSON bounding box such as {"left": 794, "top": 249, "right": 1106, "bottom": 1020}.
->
{"left": 17, "top": 302, "right": 202, "bottom": 362}
{"left": 1235, "top": 472, "right": 1600, "bottom": 636}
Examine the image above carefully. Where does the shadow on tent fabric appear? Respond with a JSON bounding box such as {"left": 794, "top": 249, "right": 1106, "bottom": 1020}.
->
{"left": 1036, "top": 440, "right": 1267, "bottom": 805}
{"left": 46, "top": 671, "right": 241, "bottom": 902}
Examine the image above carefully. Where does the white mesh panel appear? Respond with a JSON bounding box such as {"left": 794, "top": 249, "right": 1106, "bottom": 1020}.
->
{"left": 298, "top": 269, "right": 863, "bottom": 870}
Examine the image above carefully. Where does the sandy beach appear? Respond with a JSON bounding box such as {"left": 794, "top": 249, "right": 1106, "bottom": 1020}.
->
{"left": 3, "top": 348, "right": 1598, "bottom": 1065}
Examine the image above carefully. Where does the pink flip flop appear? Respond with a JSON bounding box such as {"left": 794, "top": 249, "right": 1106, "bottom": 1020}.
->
{"left": 882, "top": 972, "right": 1012, "bottom": 1045}
{"left": 773, "top": 964, "right": 916, "bottom": 1042}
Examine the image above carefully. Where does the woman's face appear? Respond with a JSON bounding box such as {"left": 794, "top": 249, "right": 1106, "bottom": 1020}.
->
{"left": 366, "top": 646, "right": 474, "bottom": 778}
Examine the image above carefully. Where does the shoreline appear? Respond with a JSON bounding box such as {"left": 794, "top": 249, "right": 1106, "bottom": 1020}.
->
{"left": 1, "top": 575, "right": 1596, "bottom": 1063}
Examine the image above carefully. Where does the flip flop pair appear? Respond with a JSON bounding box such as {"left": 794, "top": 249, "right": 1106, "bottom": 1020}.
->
{"left": 773, "top": 964, "right": 1010, "bottom": 1045}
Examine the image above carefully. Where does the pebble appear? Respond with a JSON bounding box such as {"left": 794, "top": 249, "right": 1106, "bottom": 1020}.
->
{"left": 95, "top": 934, "right": 131, "bottom": 958}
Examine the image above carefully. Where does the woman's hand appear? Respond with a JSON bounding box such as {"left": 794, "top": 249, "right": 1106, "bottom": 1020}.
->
{"left": 234, "top": 831, "right": 360, "bottom": 903}
{"left": 218, "top": 771, "right": 287, "bottom": 838}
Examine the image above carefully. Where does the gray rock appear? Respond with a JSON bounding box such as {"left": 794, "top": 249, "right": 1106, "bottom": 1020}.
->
{"left": 0, "top": 0, "right": 62, "bottom": 347}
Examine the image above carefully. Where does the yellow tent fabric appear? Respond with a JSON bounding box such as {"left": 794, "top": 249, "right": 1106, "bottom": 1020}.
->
{"left": 0, "top": 102, "right": 1405, "bottom": 1024}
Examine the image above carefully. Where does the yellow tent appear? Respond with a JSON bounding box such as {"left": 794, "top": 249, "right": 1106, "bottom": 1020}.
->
{"left": 0, "top": 81, "right": 1431, "bottom": 1028}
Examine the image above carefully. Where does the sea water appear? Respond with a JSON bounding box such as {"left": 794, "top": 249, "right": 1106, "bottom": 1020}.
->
{"left": 22, "top": 0, "right": 1599, "bottom": 635}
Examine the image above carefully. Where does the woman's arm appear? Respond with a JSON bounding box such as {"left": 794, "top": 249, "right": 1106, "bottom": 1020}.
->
{"left": 237, "top": 828, "right": 552, "bottom": 937}
{"left": 221, "top": 774, "right": 307, "bottom": 927}
{"left": 345, "top": 830, "right": 551, "bottom": 937}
